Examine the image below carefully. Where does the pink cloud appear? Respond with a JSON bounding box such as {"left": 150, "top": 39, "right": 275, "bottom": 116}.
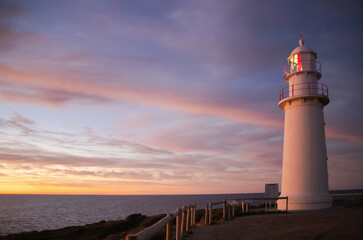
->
{"left": 1, "top": 64, "right": 360, "bottom": 146}
{"left": 0, "top": 64, "right": 282, "bottom": 127}
{"left": 326, "top": 127, "right": 363, "bottom": 143}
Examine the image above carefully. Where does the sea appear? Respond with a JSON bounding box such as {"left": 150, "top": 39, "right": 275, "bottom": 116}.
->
{"left": 0, "top": 190, "right": 361, "bottom": 236}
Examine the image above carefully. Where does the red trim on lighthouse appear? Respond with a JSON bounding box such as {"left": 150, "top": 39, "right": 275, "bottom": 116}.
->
{"left": 297, "top": 54, "right": 302, "bottom": 71}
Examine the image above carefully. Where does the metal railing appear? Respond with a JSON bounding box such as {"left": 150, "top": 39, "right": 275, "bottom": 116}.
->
{"left": 126, "top": 204, "right": 196, "bottom": 240}
{"left": 283, "top": 60, "right": 322, "bottom": 76}
{"left": 279, "top": 82, "right": 328, "bottom": 101}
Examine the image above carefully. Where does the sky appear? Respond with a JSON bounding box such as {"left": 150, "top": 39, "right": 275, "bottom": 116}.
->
{"left": 0, "top": 0, "right": 362, "bottom": 195}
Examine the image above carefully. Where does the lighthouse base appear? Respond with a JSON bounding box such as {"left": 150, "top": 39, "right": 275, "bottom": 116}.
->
{"left": 277, "top": 194, "right": 332, "bottom": 211}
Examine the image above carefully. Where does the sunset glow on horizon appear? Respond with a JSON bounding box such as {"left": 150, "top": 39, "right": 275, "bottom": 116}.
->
{"left": 0, "top": 0, "right": 362, "bottom": 195}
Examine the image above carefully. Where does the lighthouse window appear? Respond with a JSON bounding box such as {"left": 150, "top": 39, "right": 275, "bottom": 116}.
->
{"left": 289, "top": 54, "right": 303, "bottom": 73}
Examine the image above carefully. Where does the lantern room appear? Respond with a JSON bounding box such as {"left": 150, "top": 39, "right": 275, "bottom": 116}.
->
{"left": 279, "top": 37, "right": 329, "bottom": 105}
{"left": 284, "top": 38, "right": 321, "bottom": 81}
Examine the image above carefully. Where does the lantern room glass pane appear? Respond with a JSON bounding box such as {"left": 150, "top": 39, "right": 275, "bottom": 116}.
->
{"left": 289, "top": 54, "right": 302, "bottom": 73}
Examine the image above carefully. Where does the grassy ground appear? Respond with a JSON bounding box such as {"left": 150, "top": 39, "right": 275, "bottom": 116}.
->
{"left": 0, "top": 214, "right": 165, "bottom": 240}
{"left": 188, "top": 206, "right": 363, "bottom": 240}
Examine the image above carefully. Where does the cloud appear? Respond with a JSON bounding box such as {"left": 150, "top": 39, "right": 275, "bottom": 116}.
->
{"left": 0, "top": 1, "right": 41, "bottom": 52}
{"left": 10, "top": 112, "right": 35, "bottom": 125}
{"left": 0, "top": 112, "right": 283, "bottom": 193}
{"left": 0, "top": 0, "right": 23, "bottom": 51}
{"left": 326, "top": 127, "right": 363, "bottom": 143}
{"left": 0, "top": 63, "right": 282, "bottom": 127}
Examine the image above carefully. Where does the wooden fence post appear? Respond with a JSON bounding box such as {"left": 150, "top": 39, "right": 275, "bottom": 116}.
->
{"left": 191, "top": 205, "right": 194, "bottom": 226}
{"left": 166, "top": 213, "right": 173, "bottom": 240}
{"left": 286, "top": 197, "right": 288, "bottom": 212}
{"left": 205, "top": 205, "right": 208, "bottom": 225}
{"left": 192, "top": 204, "right": 195, "bottom": 226}
{"left": 186, "top": 207, "right": 190, "bottom": 232}
{"left": 176, "top": 209, "right": 181, "bottom": 240}
{"left": 242, "top": 200, "right": 245, "bottom": 213}
{"left": 232, "top": 204, "right": 235, "bottom": 217}
{"left": 265, "top": 200, "right": 267, "bottom": 211}
{"left": 227, "top": 205, "right": 231, "bottom": 220}
{"left": 180, "top": 207, "right": 185, "bottom": 239}
{"left": 209, "top": 202, "right": 212, "bottom": 225}
{"left": 269, "top": 200, "right": 272, "bottom": 208}
{"left": 193, "top": 204, "right": 196, "bottom": 225}
{"left": 189, "top": 205, "right": 194, "bottom": 228}
{"left": 246, "top": 203, "right": 249, "bottom": 213}
{"left": 223, "top": 199, "right": 226, "bottom": 220}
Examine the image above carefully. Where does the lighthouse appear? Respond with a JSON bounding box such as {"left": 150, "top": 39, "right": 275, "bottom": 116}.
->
{"left": 278, "top": 37, "right": 332, "bottom": 210}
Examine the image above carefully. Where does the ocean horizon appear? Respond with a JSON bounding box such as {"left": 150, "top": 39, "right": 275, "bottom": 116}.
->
{"left": 0, "top": 189, "right": 361, "bottom": 236}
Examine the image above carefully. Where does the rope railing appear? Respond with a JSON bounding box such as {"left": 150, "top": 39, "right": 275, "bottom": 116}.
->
{"left": 205, "top": 197, "right": 288, "bottom": 226}
{"left": 126, "top": 204, "right": 196, "bottom": 240}
{"left": 332, "top": 193, "right": 363, "bottom": 206}
{"left": 124, "top": 192, "right": 363, "bottom": 239}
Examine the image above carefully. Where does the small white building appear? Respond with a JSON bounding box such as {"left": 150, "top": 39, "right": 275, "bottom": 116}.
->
{"left": 265, "top": 183, "right": 279, "bottom": 198}
{"left": 277, "top": 37, "right": 332, "bottom": 210}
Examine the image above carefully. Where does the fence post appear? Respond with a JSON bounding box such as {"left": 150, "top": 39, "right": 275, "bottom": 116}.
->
{"left": 190, "top": 205, "right": 193, "bottom": 227}
{"left": 246, "top": 203, "right": 249, "bottom": 213}
{"left": 232, "top": 204, "right": 235, "bottom": 217}
{"left": 190, "top": 206, "right": 193, "bottom": 227}
{"left": 265, "top": 200, "right": 267, "bottom": 211}
{"left": 209, "top": 202, "right": 212, "bottom": 225}
{"left": 286, "top": 197, "right": 288, "bottom": 212}
{"left": 194, "top": 204, "right": 196, "bottom": 225}
{"left": 353, "top": 193, "right": 356, "bottom": 206}
{"left": 166, "top": 213, "right": 173, "bottom": 240}
{"left": 186, "top": 207, "right": 190, "bottom": 232}
{"left": 205, "top": 205, "right": 208, "bottom": 225}
{"left": 176, "top": 209, "right": 181, "bottom": 240}
{"left": 223, "top": 199, "right": 226, "bottom": 220}
{"left": 242, "top": 200, "right": 245, "bottom": 213}
{"left": 193, "top": 204, "right": 196, "bottom": 225}
{"left": 180, "top": 207, "right": 185, "bottom": 239}
{"left": 227, "top": 205, "right": 231, "bottom": 220}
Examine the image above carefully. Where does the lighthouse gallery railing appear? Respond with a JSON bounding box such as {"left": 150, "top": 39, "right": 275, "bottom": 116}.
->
{"left": 279, "top": 82, "right": 328, "bottom": 101}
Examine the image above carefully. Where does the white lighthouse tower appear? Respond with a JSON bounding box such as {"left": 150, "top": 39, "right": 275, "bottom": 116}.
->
{"left": 278, "top": 37, "right": 332, "bottom": 210}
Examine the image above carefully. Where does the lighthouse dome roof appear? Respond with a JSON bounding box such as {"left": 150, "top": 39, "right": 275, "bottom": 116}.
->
{"left": 289, "top": 38, "right": 317, "bottom": 59}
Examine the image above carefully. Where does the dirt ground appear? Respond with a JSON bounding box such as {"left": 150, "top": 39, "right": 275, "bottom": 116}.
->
{"left": 187, "top": 207, "right": 363, "bottom": 240}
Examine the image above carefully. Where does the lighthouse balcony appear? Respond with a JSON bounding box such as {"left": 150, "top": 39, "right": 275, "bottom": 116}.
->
{"left": 279, "top": 82, "right": 329, "bottom": 105}
{"left": 284, "top": 60, "right": 322, "bottom": 81}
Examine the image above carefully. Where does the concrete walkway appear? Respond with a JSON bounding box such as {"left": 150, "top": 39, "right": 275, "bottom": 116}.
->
{"left": 187, "top": 207, "right": 363, "bottom": 240}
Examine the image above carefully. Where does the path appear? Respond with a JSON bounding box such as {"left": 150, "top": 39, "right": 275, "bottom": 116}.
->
{"left": 188, "top": 207, "right": 363, "bottom": 240}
